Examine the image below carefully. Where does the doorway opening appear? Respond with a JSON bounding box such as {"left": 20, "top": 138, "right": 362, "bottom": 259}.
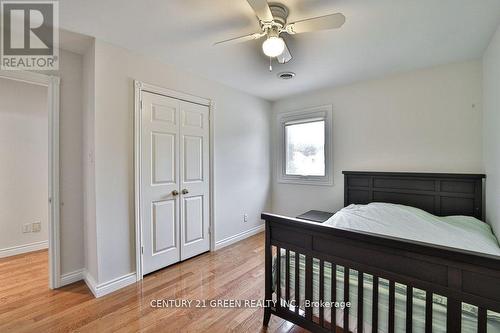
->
{"left": 0, "top": 71, "right": 60, "bottom": 289}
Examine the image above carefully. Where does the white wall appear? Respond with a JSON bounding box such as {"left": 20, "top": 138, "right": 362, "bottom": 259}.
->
{"left": 42, "top": 49, "right": 86, "bottom": 275}
{"left": 0, "top": 77, "right": 48, "bottom": 251}
{"left": 272, "top": 61, "right": 484, "bottom": 216}
{"left": 483, "top": 25, "right": 500, "bottom": 238}
{"left": 90, "top": 40, "right": 271, "bottom": 284}
{"left": 82, "top": 41, "right": 98, "bottom": 281}
{"left": 57, "top": 50, "right": 85, "bottom": 274}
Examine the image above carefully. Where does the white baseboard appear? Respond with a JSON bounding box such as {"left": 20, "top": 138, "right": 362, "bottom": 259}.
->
{"left": 74, "top": 226, "right": 265, "bottom": 297}
{"left": 214, "top": 224, "right": 264, "bottom": 251}
{"left": 83, "top": 270, "right": 98, "bottom": 297}
{"left": 0, "top": 240, "right": 48, "bottom": 258}
{"left": 60, "top": 269, "right": 84, "bottom": 286}
{"left": 83, "top": 270, "right": 137, "bottom": 298}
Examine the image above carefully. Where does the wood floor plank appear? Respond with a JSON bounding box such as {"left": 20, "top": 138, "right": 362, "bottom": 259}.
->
{"left": 0, "top": 233, "right": 311, "bottom": 333}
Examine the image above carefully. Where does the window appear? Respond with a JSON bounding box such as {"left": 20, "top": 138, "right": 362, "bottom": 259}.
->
{"left": 276, "top": 105, "right": 333, "bottom": 185}
{"left": 285, "top": 120, "right": 325, "bottom": 176}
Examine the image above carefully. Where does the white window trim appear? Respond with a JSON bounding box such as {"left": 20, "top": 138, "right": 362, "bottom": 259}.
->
{"left": 276, "top": 105, "right": 333, "bottom": 186}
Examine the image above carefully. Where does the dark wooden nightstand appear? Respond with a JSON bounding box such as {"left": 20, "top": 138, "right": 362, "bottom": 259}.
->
{"left": 296, "top": 210, "right": 334, "bottom": 223}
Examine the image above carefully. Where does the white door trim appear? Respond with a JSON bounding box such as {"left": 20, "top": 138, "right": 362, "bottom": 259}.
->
{"left": 133, "top": 80, "right": 215, "bottom": 280}
{"left": 0, "top": 70, "right": 61, "bottom": 289}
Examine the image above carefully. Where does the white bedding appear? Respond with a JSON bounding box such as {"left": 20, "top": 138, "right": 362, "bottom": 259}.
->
{"left": 324, "top": 203, "right": 500, "bottom": 257}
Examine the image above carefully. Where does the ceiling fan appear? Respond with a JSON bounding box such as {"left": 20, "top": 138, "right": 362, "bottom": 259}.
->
{"left": 214, "top": 0, "right": 346, "bottom": 70}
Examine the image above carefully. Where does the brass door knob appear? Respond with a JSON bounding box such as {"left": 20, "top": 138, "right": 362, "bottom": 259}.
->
{"left": 182, "top": 189, "right": 189, "bottom": 195}
{"left": 172, "top": 190, "right": 179, "bottom": 196}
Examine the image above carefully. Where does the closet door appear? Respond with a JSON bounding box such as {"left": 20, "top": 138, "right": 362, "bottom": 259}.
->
{"left": 141, "top": 91, "right": 181, "bottom": 275}
{"left": 179, "top": 101, "right": 210, "bottom": 260}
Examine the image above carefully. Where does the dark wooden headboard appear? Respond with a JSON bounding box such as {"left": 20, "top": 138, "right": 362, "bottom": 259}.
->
{"left": 343, "top": 171, "right": 486, "bottom": 220}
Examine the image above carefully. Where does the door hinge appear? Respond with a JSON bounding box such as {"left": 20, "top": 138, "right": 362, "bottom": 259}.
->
{"left": 208, "top": 226, "right": 212, "bottom": 235}
{"left": 141, "top": 246, "right": 144, "bottom": 255}
{"left": 140, "top": 99, "right": 143, "bottom": 110}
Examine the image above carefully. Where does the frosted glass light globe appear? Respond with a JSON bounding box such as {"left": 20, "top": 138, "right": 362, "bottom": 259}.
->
{"left": 262, "top": 37, "right": 285, "bottom": 57}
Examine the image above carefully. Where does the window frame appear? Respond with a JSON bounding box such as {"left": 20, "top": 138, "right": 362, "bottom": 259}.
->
{"left": 276, "top": 105, "right": 333, "bottom": 186}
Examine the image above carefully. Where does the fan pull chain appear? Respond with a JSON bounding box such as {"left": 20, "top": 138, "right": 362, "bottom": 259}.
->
{"left": 269, "top": 57, "right": 273, "bottom": 72}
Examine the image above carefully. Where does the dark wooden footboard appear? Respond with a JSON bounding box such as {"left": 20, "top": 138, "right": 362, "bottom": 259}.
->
{"left": 261, "top": 213, "right": 500, "bottom": 333}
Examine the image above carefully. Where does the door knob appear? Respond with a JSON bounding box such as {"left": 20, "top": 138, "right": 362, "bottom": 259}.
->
{"left": 182, "top": 189, "right": 189, "bottom": 194}
{"left": 172, "top": 190, "right": 179, "bottom": 196}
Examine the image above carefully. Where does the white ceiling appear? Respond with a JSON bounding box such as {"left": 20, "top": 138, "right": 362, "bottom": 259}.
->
{"left": 59, "top": 0, "right": 500, "bottom": 101}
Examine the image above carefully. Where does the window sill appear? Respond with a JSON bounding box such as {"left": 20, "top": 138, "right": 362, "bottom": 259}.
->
{"left": 277, "top": 176, "right": 333, "bottom": 186}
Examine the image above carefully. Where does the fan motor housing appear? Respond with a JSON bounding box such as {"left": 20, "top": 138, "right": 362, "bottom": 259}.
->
{"left": 269, "top": 3, "right": 289, "bottom": 27}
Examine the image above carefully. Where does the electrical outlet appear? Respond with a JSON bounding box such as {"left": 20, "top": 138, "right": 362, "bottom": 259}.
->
{"left": 32, "top": 222, "right": 41, "bottom": 232}
{"left": 243, "top": 214, "right": 248, "bottom": 223}
{"left": 22, "top": 223, "right": 32, "bottom": 233}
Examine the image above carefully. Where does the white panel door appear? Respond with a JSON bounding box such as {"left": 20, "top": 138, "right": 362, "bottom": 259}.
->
{"left": 141, "top": 91, "right": 210, "bottom": 275}
{"left": 141, "top": 91, "right": 181, "bottom": 275}
{"left": 179, "top": 101, "right": 210, "bottom": 260}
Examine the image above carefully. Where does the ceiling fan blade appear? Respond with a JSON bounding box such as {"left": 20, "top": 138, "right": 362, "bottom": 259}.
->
{"left": 246, "top": 0, "right": 274, "bottom": 23}
{"left": 213, "top": 32, "right": 264, "bottom": 46}
{"left": 286, "top": 13, "right": 345, "bottom": 34}
{"left": 277, "top": 41, "right": 292, "bottom": 64}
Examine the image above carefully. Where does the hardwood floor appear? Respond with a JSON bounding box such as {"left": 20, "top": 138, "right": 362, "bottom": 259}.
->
{"left": 0, "top": 233, "right": 309, "bottom": 333}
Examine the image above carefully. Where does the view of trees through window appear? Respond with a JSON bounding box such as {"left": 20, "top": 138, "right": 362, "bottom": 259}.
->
{"left": 285, "top": 120, "right": 325, "bottom": 176}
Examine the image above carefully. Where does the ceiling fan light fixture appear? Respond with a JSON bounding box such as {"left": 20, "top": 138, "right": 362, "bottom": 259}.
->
{"left": 262, "top": 36, "right": 285, "bottom": 57}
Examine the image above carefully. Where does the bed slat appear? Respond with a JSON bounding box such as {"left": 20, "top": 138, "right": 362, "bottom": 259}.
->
{"left": 319, "top": 259, "right": 325, "bottom": 327}
{"left": 357, "top": 272, "right": 364, "bottom": 333}
{"left": 406, "top": 286, "right": 413, "bottom": 333}
{"left": 425, "top": 291, "right": 432, "bottom": 333}
{"left": 276, "top": 246, "right": 281, "bottom": 308}
{"left": 447, "top": 298, "right": 462, "bottom": 333}
{"left": 372, "top": 276, "right": 379, "bottom": 333}
{"left": 305, "top": 255, "right": 313, "bottom": 321}
{"left": 478, "top": 306, "right": 487, "bottom": 333}
{"left": 343, "top": 267, "right": 350, "bottom": 332}
{"left": 389, "top": 281, "right": 395, "bottom": 333}
{"left": 285, "top": 250, "right": 290, "bottom": 304}
{"left": 331, "top": 263, "right": 337, "bottom": 332}
{"left": 295, "top": 252, "right": 300, "bottom": 314}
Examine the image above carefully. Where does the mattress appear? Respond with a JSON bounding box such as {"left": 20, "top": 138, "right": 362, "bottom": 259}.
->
{"left": 273, "top": 203, "right": 500, "bottom": 332}
{"left": 324, "top": 203, "right": 500, "bottom": 257}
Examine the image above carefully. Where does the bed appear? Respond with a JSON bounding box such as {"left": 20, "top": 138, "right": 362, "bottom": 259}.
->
{"left": 261, "top": 171, "right": 500, "bottom": 333}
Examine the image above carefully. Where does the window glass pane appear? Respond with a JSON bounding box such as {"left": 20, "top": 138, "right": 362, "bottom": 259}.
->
{"left": 285, "top": 120, "right": 325, "bottom": 176}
